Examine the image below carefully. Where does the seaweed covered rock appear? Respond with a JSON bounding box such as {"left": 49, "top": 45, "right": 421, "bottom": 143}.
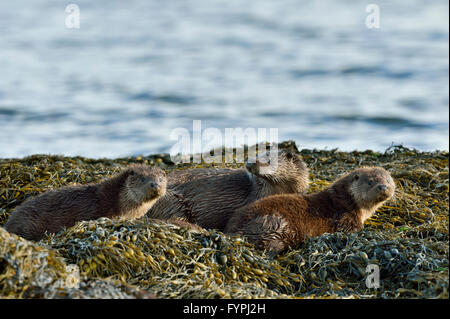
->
{"left": 0, "top": 226, "right": 68, "bottom": 298}
{"left": 0, "top": 226, "right": 157, "bottom": 298}
{"left": 42, "top": 217, "right": 300, "bottom": 298}
{"left": 277, "top": 230, "right": 448, "bottom": 298}
{"left": 0, "top": 143, "right": 448, "bottom": 298}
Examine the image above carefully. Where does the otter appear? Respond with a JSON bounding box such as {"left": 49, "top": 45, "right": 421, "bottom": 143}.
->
{"left": 224, "top": 166, "right": 395, "bottom": 254}
{"left": 4, "top": 164, "right": 167, "bottom": 241}
{"left": 147, "top": 150, "right": 309, "bottom": 231}
{"left": 164, "top": 217, "right": 207, "bottom": 233}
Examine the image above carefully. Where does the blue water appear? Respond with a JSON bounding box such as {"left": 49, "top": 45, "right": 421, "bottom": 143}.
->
{"left": 0, "top": 0, "right": 448, "bottom": 158}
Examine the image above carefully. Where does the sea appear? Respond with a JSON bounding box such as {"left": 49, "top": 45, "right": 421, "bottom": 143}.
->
{"left": 0, "top": 0, "right": 448, "bottom": 158}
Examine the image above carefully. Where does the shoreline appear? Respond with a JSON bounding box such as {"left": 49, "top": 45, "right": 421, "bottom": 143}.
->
{"left": 0, "top": 142, "right": 448, "bottom": 299}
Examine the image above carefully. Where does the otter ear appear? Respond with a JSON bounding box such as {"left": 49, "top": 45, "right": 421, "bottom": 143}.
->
{"left": 285, "top": 151, "right": 293, "bottom": 159}
{"left": 353, "top": 174, "right": 359, "bottom": 181}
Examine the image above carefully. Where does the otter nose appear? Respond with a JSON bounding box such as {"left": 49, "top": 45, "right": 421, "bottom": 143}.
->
{"left": 378, "top": 185, "right": 387, "bottom": 192}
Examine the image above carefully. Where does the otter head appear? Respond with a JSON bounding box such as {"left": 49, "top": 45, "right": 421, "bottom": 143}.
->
{"left": 245, "top": 150, "right": 309, "bottom": 193}
{"left": 348, "top": 167, "right": 395, "bottom": 207}
{"left": 123, "top": 165, "right": 167, "bottom": 205}
{"left": 335, "top": 166, "right": 395, "bottom": 224}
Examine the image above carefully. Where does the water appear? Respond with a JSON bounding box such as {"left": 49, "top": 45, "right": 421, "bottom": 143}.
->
{"left": 0, "top": 0, "right": 448, "bottom": 158}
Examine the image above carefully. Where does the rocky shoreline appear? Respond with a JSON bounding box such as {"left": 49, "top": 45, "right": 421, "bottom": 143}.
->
{"left": 0, "top": 142, "right": 448, "bottom": 298}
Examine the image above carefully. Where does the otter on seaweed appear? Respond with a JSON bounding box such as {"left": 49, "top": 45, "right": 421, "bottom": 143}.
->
{"left": 224, "top": 166, "right": 395, "bottom": 254}
{"left": 147, "top": 150, "right": 309, "bottom": 231}
{"left": 4, "top": 164, "right": 167, "bottom": 241}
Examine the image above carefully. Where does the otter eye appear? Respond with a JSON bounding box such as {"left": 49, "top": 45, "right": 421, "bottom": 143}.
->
{"left": 141, "top": 177, "right": 147, "bottom": 183}
{"left": 368, "top": 180, "right": 373, "bottom": 186}
{"left": 353, "top": 174, "right": 359, "bottom": 181}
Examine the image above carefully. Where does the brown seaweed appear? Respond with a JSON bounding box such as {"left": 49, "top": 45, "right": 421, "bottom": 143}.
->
{"left": 0, "top": 142, "right": 448, "bottom": 298}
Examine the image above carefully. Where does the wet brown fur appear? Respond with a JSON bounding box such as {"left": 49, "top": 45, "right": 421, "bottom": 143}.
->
{"left": 4, "top": 164, "right": 167, "bottom": 241}
{"left": 224, "top": 166, "right": 395, "bottom": 254}
{"left": 165, "top": 217, "right": 207, "bottom": 233}
{"left": 147, "top": 150, "right": 309, "bottom": 231}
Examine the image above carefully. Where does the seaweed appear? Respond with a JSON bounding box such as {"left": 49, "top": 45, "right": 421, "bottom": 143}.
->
{"left": 0, "top": 142, "right": 448, "bottom": 298}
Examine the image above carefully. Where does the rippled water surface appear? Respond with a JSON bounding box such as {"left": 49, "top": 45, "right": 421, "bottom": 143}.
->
{"left": 0, "top": 0, "right": 448, "bottom": 157}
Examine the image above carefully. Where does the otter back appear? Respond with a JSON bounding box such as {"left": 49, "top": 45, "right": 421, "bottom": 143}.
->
{"left": 5, "top": 164, "right": 166, "bottom": 241}
{"left": 147, "top": 150, "right": 310, "bottom": 231}
{"left": 224, "top": 166, "right": 395, "bottom": 254}
{"left": 148, "top": 168, "right": 253, "bottom": 230}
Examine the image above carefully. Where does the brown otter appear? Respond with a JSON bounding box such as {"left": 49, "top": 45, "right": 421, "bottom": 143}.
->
{"left": 224, "top": 166, "right": 395, "bottom": 254}
{"left": 4, "top": 164, "right": 167, "bottom": 241}
{"left": 147, "top": 150, "right": 309, "bottom": 231}
{"left": 164, "top": 217, "right": 207, "bottom": 233}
